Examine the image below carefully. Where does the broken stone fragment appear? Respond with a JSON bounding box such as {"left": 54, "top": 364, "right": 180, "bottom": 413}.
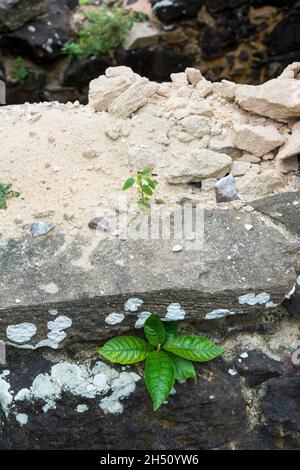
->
{"left": 185, "top": 67, "right": 202, "bottom": 87}
{"left": 277, "top": 122, "right": 300, "bottom": 161}
{"left": 234, "top": 350, "right": 283, "bottom": 387}
{"left": 128, "top": 145, "right": 160, "bottom": 171}
{"left": 212, "top": 79, "right": 237, "bottom": 101}
{"left": 231, "top": 161, "right": 251, "bottom": 176}
{"left": 108, "top": 78, "right": 158, "bottom": 118}
{"left": 88, "top": 217, "right": 110, "bottom": 232}
{"left": 236, "top": 170, "right": 284, "bottom": 200}
{"left": 166, "top": 150, "right": 232, "bottom": 184}
{"left": 122, "top": 21, "right": 159, "bottom": 51}
{"left": 28, "top": 221, "right": 55, "bottom": 238}
{"left": 235, "top": 78, "right": 300, "bottom": 119}
{"left": 88, "top": 67, "right": 137, "bottom": 112}
{"left": 82, "top": 149, "right": 98, "bottom": 159}
{"left": 234, "top": 124, "right": 285, "bottom": 157}
{"left": 215, "top": 174, "right": 238, "bottom": 203}
{"left": 209, "top": 129, "right": 240, "bottom": 158}
{"left": 178, "top": 115, "right": 210, "bottom": 138}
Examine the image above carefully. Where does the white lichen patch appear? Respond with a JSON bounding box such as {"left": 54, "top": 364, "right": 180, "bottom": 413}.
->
{"left": 44, "top": 315, "right": 72, "bottom": 347}
{"left": 6, "top": 323, "right": 37, "bottom": 344}
{"left": 134, "top": 312, "right": 152, "bottom": 329}
{"left": 99, "top": 372, "right": 140, "bottom": 414}
{"left": 205, "top": 309, "right": 235, "bottom": 320}
{"left": 10, "top": 360, "right": 140, "bottom": 419}
{"left": 124, "top": 298, "right": 143, "bottom": 312}
{"left": 238, "top": 292, "right": 270, "bottom": 306}
{"left": 48, "top": 309, "right": 58, "bottom": 316}
{"left": 240, "top": 352, "right": 249, "bottom": 359}
{"left": 265, "top": 301, "right": 279, "bottom": 309}
{"left": 105, "top": 313, "right": 125, "bottom": 325}
{"left": 15, "top": 413, "right": 28, "bottom": 426}
{"left": 164, "top": 303, "right": 186, "bottom": 321}
{"left": 76, "top": 404, "right": 89, "bottom": 413}
{"left": 0, "top": 376, "right": 13, "bottom": 416}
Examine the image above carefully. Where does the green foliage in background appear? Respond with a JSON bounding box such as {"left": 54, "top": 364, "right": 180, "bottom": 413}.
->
{"left": 0, "top": 183, "right": 20, "bottom": 209}
{"left": 98, "top": 314, "right": 223, "bottom": 411}
{"left": 11, "top": 57, "right": 29, "bottom": 85}
{"left": 122, "top": 167, "right": 158, "bottom": 210}
{"left": 63, "top": 4, "right": 147, "bottom": 59}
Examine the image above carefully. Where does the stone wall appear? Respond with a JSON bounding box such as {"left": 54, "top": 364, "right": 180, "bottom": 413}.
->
{"left": 0, "top": 64, "right": 300, "bottom": 449}
{"left": 1, "top": 0, "right": 300, "bottom": 104}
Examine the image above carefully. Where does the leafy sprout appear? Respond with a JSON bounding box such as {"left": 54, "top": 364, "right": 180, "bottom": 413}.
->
{"left": 98, "top": 314, "right": 223, "bottom": 411}
{"left": 0, "top": 183, "right": 21, "bottom": 209}
{"left": 63, "top": 5, "right": 147, "bottom": 59}
{"left": 11, "top": 57, "right": 29, "bottom": 86}
{"left": 122, "top": 167, "right": 158, "bottom": 210}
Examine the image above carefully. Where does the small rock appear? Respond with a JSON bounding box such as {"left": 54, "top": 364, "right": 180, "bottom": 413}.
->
{"left": 234, "top": 124, "right": 285, "bottom": 157}
{"left": 172, "top": 245, "right": 183, "bottom": 252}
{"left": 215, "top": 174, "right": 238, "bottom": 203}
{"left": 201, "top": 178, "right": 217, "bottom": 192}
{"left": 245, "top": 224, "right": 253, "bottom": 231}
{"left": 29, "top": 221, "right": 55, "bottom": 238}
{"left": 88, "top": 217, "right": 110, "bottom": 232}
{"left": 82, "top": 149, "right": 98, "bottom": 160}
{"left": 234, "top": 350, "right": 282, "bottom": 387}
{"left": 167, "top": 150, "right": 232, "bottom": 184}
{"left": 185, "top": 67, "right": 202, "bottom": 86}
{"left": 236, "top": 170, "right": 284, "bottom": 200}
{"left": 123, "top": 22, "right": 159, "bottom": 51}
{"left": 231, "top": 161, "right": 251, "bottom": 176}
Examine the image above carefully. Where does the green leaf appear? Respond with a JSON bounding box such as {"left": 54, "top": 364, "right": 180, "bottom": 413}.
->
{"left": 141, "top": 184, "right": 153, "bottom": 196}
{"left": 122, "top": 177, "right": 135, "bottom": 190}
{"left": 142, "top": 167, "right": 152, "bottom": 177}
{"left": 167, "top": 352, "right": 196, "bottom": 381}
{"left": 145, "top": 351, "right": 175, "bottom": 411}
{"left": 163, "top": 322, "right": 179, "bottom": 338}
{"left": 145, "top": 177, "right": 158, "bottom": 189}
{"left": 144, "top": 314, "right": 166, "bottom": 347}
{"left": 97, "top": 336, "right": 153, "bottom": 364}
{"left": 163, "top": 335, "right": 223, "bottom": 362}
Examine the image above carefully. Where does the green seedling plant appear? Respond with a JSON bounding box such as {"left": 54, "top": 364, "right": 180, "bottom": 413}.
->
{"left": 98, "top": 314, "right": 223, "bottom": 411}
{"left": 0, "top": 183, "right": 20, "bottom": 209}
{"left": 11, "top": 57, "right": 29, "bottom": 85}
{"left": 122, "top": 167, "right": 158, "bottom": 210}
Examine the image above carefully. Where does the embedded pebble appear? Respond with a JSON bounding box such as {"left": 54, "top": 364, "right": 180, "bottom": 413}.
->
{"left": 172, "top": 245, "right": 183, "bottom": 252}
{"left": 228, "top": 369, "right": 237, "bottom": 376}
{"left": 29, "top": 221, "right": 55, "bottom": 238}
{"left": 244, "top": 224, "right": 253, "bottom": 231}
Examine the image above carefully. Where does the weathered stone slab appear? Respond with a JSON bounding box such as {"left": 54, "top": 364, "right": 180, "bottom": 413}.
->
{"left": 0, "top": 206, "right": 298, "bottom": 348}
{"left": 251, "top": 191, "right": 300, "bottom": 236}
